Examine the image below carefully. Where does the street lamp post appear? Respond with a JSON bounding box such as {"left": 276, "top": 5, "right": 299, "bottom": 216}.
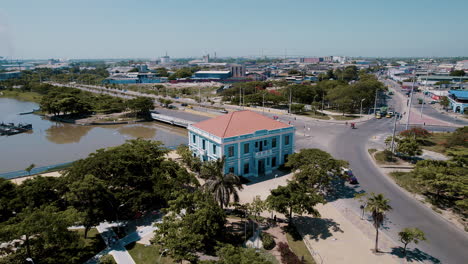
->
{"left": 360, "top": 98, "right": 366, "bottom": 117}
{"left": 405, "top": 71, "right": 417, "bottom": 130}
{"left": 312, "top": 94, "right": 318, "bottom": 114}
{"left": 262, "top": 93, "right": 265, "bottom": 114}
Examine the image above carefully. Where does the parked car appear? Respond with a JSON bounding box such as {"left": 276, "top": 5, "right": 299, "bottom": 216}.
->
{"left": 181, "top": 103, "right": 188, "bottom": 107}
{"left": 220, "top": 109, "right": 228, "bottom": 114}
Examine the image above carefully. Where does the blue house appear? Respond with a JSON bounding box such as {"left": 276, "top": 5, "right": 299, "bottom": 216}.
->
{"left": 187, "top": 110, "right": 295, "bottom": 177}
{"left": 448, "top": 90, "right": 468, "bottom": 114}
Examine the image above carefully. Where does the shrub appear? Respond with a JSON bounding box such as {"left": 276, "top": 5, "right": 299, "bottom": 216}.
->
{"left": 99, "top": 254, "right": 117, "bottom": 264}
{"left": 400, "top": 127, "right": 430, "bottom": 139}
{"left": 445, "top": 127, "right": 468, "bottom": 148}
{"left": 277, "top": 242, "right": 302, "bottom": 264}
{"left": 261, "top": 232, "right": 276, "bottom": 250}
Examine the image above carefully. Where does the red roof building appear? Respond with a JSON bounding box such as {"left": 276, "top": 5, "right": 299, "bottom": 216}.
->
{"left": 188, "top": 110, "right": 295, "bottom": 177}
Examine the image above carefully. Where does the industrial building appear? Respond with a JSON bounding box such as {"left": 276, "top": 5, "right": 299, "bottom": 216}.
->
{"left": 193, "top": 70, "right": 232, "bottom": 79}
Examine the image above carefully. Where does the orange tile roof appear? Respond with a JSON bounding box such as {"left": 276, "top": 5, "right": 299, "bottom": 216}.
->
{"left": 191, "top": 110, "right": 292, "bottom": 138}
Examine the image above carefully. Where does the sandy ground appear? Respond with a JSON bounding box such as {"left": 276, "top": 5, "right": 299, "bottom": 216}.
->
{"left": 9, "top": 171, "right": 62, "bottom": 185}
{"left": 238, "top": 174, "right": 401, "bottom": 264}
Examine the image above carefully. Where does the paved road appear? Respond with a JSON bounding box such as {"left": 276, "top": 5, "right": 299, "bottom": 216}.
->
{"left": 384, "top": 79, "right": 468, "bottom": 126}
{"left": 329, "top": 118, "right": 468, "bottom": 264}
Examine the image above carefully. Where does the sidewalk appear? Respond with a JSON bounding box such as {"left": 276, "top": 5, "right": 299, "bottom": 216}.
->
{"left": 89, "top": 222, "right": 136, "bottom": 264}
{"left": 237, "top": 174, "right": 401, "bottom": 264}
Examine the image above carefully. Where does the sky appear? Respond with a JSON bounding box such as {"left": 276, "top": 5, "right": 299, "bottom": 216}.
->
{"left": 1, "top": 0, "right": 467, "bottom": 59}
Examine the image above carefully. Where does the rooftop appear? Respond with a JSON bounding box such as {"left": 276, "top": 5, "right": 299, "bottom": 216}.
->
{"left": 195, "top": 70, "right": 231, "bottom": 74}
{"left": 449, "top": 90, "right": 468, "bottom": 100}
{"left": 191, "top": 110, "right": 292, "bottom": 138}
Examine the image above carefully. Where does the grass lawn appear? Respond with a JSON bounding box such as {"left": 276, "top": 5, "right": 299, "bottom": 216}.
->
{"left": 298, "top": 111, "right": 330, "bottom": 120}
{"left": 368, "top": 148, "right": 378, "bottom": 155}
{"left": 332, "top": 115, "right": 360, "bottom": 121}
{"left": 126, "top": 242, "right": 173, "bottom": 264}
{"left": 373, "top": 151, "right": 401, "bottom": 165}
{"left": 421, "top": 132, "right": 468, "bottom": 156}
{"left": 0, "top": 90, "right": 43, "bottom": 103}
{"left": 421, "top": 132, "right": 452, "bottom": 154}
{"left": 285, "top": 227, "right": 316, "bottom": 264}
{"left": 72, "top": 228, "right": 107, "bottom": 262}
{"left": 389, "top": 171, "right": 423, "bottom": 194}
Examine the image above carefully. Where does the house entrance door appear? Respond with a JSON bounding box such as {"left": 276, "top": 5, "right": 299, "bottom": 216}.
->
{"left": 258, "top": 159, "right": 265, "bottom": 176}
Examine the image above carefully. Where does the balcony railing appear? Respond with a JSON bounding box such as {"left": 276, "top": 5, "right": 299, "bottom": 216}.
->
{"left": 255, "top": 149, "right": 272, "bottom": 158}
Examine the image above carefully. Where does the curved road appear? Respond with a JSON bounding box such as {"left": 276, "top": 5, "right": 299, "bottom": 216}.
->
{"left": 331, "top": 118, "right": 467, "bottom": 264}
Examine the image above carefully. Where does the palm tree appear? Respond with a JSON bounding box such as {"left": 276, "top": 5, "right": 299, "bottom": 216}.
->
{"left": 202, "top": 156, "right": 243, "bottom": 208}
{"left": 366, "top": 193, "right": 392, "bottom": 252}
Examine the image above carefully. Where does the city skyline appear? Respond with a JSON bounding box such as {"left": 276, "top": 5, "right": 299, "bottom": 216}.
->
{"left": 1, "top": 0, "right": 468, "bottom": 59}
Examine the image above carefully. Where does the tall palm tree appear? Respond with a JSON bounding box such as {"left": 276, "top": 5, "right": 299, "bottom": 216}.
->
{"left": 366, "top": 193, "right": 392, "bottom": 252}
{"left": 202, "top": 156, "right": 243, "bottom": 208}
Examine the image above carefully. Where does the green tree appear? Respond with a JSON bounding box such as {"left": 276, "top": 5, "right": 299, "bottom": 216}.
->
{"left": 449, "top": 70, "right": 465, "bottom": 76}
{"left": 411, "top": 159, "right": 467, "bottom": 204}
{"left": 396, "top": 138, "right": 422, "bottom": 157}
{"left": 266, "top": 180, "right": 323, "bottom": 223}
{"left": 446, "top": 126, "right": 468, "bottom": 148}
{"left": 153, "top": 191, "right": 226, "bottom": 262}
{"left": 365, "top": 193, "right": 392, "bottom": 252}
{"left": 287, "top": 148, "right": 347, "bottom": 194}
{"left": 398, "top": 227, "right": 426, "bottom": 256}
{"left": 202, "top": 244, "right": 270, "bottom": 264}
{"left": 201, "top": 156, "right": 243, "bottom": 208}
{"left": 25, "top": 163, "right": 35, "bottom": 176}
{"left": 247, "top": 195, "right": 266, "bottom": 222}
{"left": 65, "top": 139, "right": 197, "bottom": 220}
{"left": 290, "top": 103, "right": 305, "bottom": 113}
{"left": 65, "top": 174, "right": 114, "bottom": 238}
{"left": 126, "top": 96, "right": 154, "bottom": 117}
{"left": 0, "top": 178, "right": 17, "bottom": 222}
{"left": 176, "top": 144, "right": 202, "bottom": 173}
{"left": 156, "top": 67, "right": 169, "bottom": 77}
{"left": 0, "top": 206, "right": 80, "bottom": 263}
{"left": 439, "top": 96, "right": 450, "bottom": 109}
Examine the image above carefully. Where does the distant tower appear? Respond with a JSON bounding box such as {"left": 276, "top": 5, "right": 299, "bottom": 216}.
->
{"left": 160, "top": 51, "right": 171, "bottom": 64}
{"left": 202, "top": 54, "right": 210, "bottom": 63}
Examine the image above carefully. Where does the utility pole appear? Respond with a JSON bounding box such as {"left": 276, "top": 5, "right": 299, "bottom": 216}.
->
{"left": 262, "top": 93, "right": 265, "bottom": 114}
{"left": 405, "top": 71, "right": 416, "bottom": 130}
{"left": 239, "top": 86, "right": 242, "bottom": 108}
{"left": 373, "top": 88, "right": 378, "bottom": 115}
{"left": 321, "top": 91, "right": 325, "bottom": 111}
{"left": 360, "top": 98, "right": 366, "bottom": 117}
{"left": 391, "top": 114, "right": 398, "bottom": 153}
{"left": 420, "top": 71, "right": 429, "bottom": 118}
{"left": 198, "top": 87, "right": 201, "bottom": 106}
{"left": 288, "top": 86, "right": 292, "bottom": 115}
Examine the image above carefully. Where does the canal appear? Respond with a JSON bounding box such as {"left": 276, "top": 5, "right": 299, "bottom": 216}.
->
{"left": 0, "top": 98, "right": 188, "bottom": 176}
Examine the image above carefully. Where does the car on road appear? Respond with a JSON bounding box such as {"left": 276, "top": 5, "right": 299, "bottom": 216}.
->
{"left": 220, "top": 109, "right": 228, "bottom": 114}
{"left": 181, "top": 103, "right": 188, "bottom": 107}
{"left": 376, "top": 113, "right": 382, "bottom": 119}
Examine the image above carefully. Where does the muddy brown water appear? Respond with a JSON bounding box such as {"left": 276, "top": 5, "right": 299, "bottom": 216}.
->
{"left": 0, "top": 98, "right": 188, "bottom": 173}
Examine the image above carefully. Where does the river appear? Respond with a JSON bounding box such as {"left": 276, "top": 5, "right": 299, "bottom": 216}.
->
{"left": 0, "top": 98, "right": 188, "bottom": 176}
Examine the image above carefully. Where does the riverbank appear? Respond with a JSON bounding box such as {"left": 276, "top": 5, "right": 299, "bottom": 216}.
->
{"left": 45, "top": 111, "right": 151, "bottom": 126}
{"left": 0, "top": 90, "right": 43, "bottom": 103}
